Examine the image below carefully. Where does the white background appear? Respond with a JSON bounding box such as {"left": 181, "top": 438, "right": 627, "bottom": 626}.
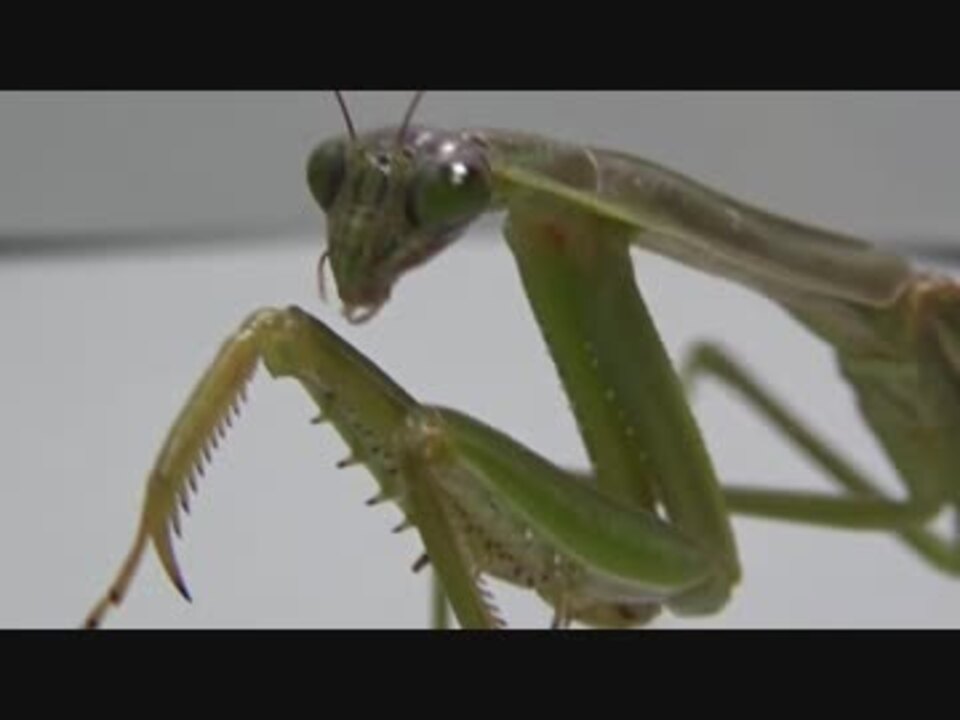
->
{"left": 2, "top": 91, "right": 960, "bottom": 628}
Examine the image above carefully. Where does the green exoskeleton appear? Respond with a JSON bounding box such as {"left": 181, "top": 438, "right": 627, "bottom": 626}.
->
{"left": 84, "top": 93, "right": 960, "bottom": 629}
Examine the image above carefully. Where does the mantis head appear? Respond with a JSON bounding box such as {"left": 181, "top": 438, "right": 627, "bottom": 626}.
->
{"left": 308, "top": 91, "right": 494, "bottom": 324}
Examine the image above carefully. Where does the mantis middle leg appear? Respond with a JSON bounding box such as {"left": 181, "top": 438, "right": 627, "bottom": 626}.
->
{"left": 681, "top": 342, "right": 960, "bottom": 574}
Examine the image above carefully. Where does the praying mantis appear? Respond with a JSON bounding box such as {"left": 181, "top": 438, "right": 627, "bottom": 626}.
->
{"left": 5, "top": 92, "right": 959, "bottom": 628}
{"left": 59, "top": 91, "right": 960, "bottom": 629}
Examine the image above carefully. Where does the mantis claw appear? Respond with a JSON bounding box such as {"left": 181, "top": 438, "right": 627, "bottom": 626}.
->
{"left": 154, "top": 524, "right": 193, "bottom": 602}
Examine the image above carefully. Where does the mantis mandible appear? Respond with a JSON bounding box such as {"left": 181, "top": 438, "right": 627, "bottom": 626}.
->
{"left": 79, "top": 92, "right": 960, "bottom": 629}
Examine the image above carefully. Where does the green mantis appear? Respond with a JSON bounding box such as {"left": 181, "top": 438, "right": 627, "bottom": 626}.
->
{"left": 75, "top": 92, "right": 960, "bottom": 628}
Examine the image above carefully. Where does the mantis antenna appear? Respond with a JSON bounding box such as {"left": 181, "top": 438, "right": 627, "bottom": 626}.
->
{"left": 396, "top": 91, "right": 426, "bottom": 144}
{"left": 333, "top": 90, "right": 357, "bottom": 141}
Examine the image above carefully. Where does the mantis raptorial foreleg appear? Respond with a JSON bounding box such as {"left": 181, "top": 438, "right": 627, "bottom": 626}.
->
{"left": 85, "top": 304, "right": 729, "bottom": 629}
{"left": 83, "top": 305, "right": 463, "bottom": 628}
{"left": 681, "top": 341, "right": 960, "bottom": 572}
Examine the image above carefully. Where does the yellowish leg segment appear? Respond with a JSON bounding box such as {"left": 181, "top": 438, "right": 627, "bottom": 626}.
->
{"left": 84, "top": 307, "right": 421, "bottom": 628}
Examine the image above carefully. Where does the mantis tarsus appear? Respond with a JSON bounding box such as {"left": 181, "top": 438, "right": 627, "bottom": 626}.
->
{"left": 32, "top": 92, "right": 959, "bottom": 628}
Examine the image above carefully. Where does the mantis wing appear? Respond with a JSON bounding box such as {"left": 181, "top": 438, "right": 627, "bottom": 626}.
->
{"left": 481, "top": 130, "right": 912, "bottom": 307}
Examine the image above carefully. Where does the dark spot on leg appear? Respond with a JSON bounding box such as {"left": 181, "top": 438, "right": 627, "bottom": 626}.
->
{"left": 541, "top": 222, "right": 568, "bottom": 252}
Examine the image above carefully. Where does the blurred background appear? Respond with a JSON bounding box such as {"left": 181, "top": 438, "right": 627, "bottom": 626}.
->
{"left": 2, "top": 91, "right": 960, "bottom": 628}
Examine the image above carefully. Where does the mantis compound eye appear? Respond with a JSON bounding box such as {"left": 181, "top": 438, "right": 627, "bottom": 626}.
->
{"left": 307, "top": 140, "right": 348, "bottom": 211}
{"left": 407, "top": 160, "right": 491, "bottom": 229}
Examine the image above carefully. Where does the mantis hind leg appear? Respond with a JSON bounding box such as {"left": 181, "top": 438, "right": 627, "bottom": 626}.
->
{"left": 680, "top": 341, "right": 960, "bottom": 574}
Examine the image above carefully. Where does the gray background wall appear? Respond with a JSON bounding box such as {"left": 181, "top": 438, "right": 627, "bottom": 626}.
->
{"left": 2, "top": 91, "right": 959, "bottom": 628}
